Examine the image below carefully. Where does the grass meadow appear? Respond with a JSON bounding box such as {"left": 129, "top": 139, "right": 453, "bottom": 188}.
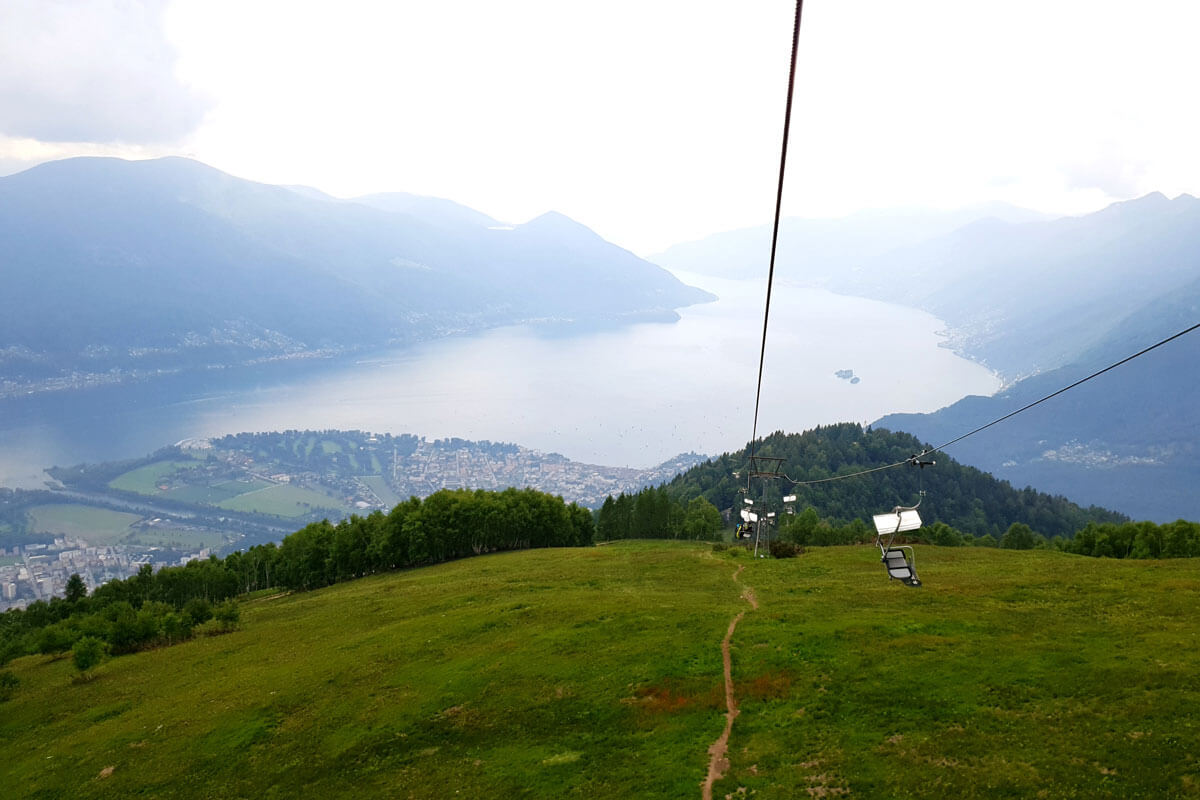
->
{"left": 107, "top": 459, "right": 203, "bottom": 495}
{"left": 214, "top": 483, "right": 348, "bottom": 518}
{"left": 3, "top": 542, "right": 1198, "bottom": 799}
{"left": 26, "top": 505, "right": 143, "bottom": 545}
{"left": 360, "top": 474, "right": 405, "bottom": 507}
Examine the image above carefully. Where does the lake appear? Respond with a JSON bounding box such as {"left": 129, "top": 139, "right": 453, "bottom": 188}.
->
{"left": 0, "top": 272, "right": 1000, "bottom": 486}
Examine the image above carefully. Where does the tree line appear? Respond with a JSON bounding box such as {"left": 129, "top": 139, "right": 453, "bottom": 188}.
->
{"left": 767, "top": 505, "right": 1200, "bottom": 557}
{"left": 594, "top": 487, "right": 723, "bottom": 542}
{"left": 0, "top": 487, "right": 593, "bottom": 671}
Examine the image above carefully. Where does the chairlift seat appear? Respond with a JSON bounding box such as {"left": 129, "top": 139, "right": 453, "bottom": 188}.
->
{"left": 882, "top": 548, "right": 921, "bottom": 587}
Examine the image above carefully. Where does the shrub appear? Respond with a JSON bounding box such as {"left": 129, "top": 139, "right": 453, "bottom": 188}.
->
{"left": 711, "top": 542, "right": 729, "bottom": 553}
{"left": 162, "top": 613, "right": 193, "bottom": 644}
{"left": 37, "top": 624, "right": 75, "bottom": 657}
{"left": 770, "top": 540, "right": 802, "bottom": 559}
{"left": 184, "top": 598, "right": 213, "bottom": 626}
{"left": 0, "top": 669, "right": 18, "bottom": 702}
{"left": 213, "top": 600, "right": 241, "bottom": 631}
{"left": 72, "top": 636, "right": 108, "bottom": 676}
{"left": 1000, "top": 522, "right": 1039, "bottom": 550}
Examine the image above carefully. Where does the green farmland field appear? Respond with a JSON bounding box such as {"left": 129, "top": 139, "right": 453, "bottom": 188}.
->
{"left": 215, "top": 483, "right": 347, "bottom": 518}
{"left": 107, "top": 459, "right": 202, "bottom": 494}
{"left": 26, "top": 505, "right": 143, "bottom": 545}
{"left": 3, "top": 543, "right": 1198, "bottom": 799}
{"left": 107, "top": 459, "right": 272, "bottom": 507}
{"left": 359, "top": 474, "right": 404, "bottom": 508}
{"left": 121, "top": 527, "right": 228, "bottom": 550}
{"left": 164, "top": 478, "right": 273, "bottom": 506}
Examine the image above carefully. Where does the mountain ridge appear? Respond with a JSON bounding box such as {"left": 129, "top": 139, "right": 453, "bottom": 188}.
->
{"left": 0, "top": 156, "right": 714, "bottom": 395}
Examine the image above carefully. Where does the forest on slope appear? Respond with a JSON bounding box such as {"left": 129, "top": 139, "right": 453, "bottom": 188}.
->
{"left": 664, "top": 424, "right": 1126, "bottom": 539}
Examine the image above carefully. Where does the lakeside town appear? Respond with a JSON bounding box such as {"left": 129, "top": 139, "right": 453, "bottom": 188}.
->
{"left": 1, "top": 537, "right": 213, "bottom": 612}
{"left": 1, "top": 430, "right": 709, "bottom": 610}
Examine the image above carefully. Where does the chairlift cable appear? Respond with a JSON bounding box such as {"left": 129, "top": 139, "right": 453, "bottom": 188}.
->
{"left": 747, "top": 0, "right": 805, "bottom": 476}
{"left": 924, "top": 320, "right": 1200, "bottom": 455}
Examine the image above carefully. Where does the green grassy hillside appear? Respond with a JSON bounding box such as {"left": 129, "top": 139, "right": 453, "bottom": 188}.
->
{"left": 3, "top": 543, "right": 1198, "bottom": 799}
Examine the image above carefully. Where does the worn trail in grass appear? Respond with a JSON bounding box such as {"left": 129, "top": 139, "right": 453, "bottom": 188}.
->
{"left": 702, "top": 563, "right": 760, "bottom": 800}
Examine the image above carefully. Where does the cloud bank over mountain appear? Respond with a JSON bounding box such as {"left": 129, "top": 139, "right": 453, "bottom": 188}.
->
{"left": 0, "top": 0, "right": 209, "bottom": 145}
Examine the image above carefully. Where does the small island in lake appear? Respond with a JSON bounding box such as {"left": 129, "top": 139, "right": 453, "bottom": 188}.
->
{"left": 834, "top": 369, "right": 861, "bottom": 385}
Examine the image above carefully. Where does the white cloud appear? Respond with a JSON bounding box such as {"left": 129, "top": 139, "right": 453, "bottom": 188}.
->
{"left": 0, "top": 0, "right": 209, "bottom": 144}
{"left": 3, "top": 0, "right": 1200, "bottom": 252}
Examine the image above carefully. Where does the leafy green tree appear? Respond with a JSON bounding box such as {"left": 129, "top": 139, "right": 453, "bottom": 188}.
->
{"left": 184, "top": 597, "right": 213, "bottom": 626}
{"left": 64, "top": 573, "right": 87, "bottom": 604}
{"left": 106, "top": 601, "right": 141, "bottom": 653}
{"left": 37, "top": 623, "right": 75, "bottom": 656}
{"left": 682, "top": 497, "right": 723, "bottom": 540}
{"left": 0, "top": 669, "right": 18, "bottom": 702}
{"left": 927, "top": 522, "right": 965, "bottom": 547}
{"left": 213, "top": 600, "right": 241, "bottom": 631}
{"left": 596, "top": 496, "right": 620, "bottom": 542}
{"left": 567, "top": 503, "right": 595, "bottom": 547}
{"left": 162, "top": 612, "right": 192, "bottom": 644}
{"left": 72, "top": 636, "right": 107, "bottom": 676}
{"left": 781, "top": 507, "right": 822, "bottom": 546}
{"left": 1163, "top": 520, "right": 1200, "bottom": 558}
{"left": 1000, "top": 522, "right": 1038, "bottom": 550}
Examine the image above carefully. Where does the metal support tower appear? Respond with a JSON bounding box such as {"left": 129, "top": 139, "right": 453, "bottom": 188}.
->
{"left": 748, "top": 456, "right": 785, "bottom": 558}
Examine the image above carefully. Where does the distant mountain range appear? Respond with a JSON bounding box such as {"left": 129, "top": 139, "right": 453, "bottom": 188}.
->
{"left": 0, "top": 157, "right": 712, "bottom": 395}
{"left": 658, "top": 194, "right": 1200, "bottom": 522}
{"left": 650, "top": 202, "right": 1051, "bottom": 297}
{"left": 656, "top": 193, "right": 1199, "bottom": 381}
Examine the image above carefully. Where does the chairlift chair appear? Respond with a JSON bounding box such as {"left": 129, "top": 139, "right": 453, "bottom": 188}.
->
{"left": 738, "top": 508, "right": 757, "bottom": 539}
{"left": 870, "top": 455, "right": 934, "bottom": 587}
{"left": 872, "top": 507, "right": 922, "bottom": 587}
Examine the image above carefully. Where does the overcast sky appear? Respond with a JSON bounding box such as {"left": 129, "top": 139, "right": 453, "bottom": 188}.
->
{"left": 2, "top": 0, "right": 1198, "bottom": 254}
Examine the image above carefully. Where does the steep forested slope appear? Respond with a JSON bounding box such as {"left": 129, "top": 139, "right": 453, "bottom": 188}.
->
{"left": 666, "top": 424, "right": 1124, "bottom": 538}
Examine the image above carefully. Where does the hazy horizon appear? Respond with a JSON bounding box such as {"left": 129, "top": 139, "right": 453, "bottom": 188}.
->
{"left": 4, "top": 1, "right": 1200, "bottom": 254}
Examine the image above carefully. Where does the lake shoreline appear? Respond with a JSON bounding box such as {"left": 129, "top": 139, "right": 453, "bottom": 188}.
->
{"left": 0, "top": 279, "right": 999, "bottom": 485}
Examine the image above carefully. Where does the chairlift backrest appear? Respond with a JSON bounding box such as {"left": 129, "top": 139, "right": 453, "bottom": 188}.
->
{"left": 872, "top": 508, "right": 922, "bottom": 536}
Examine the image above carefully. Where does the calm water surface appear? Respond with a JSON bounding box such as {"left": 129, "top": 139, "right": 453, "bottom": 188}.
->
{"left": 0, "top": 273, "right": 1000, "bottom": 485}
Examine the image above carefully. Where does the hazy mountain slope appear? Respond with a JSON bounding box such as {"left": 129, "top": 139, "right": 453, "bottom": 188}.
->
{"left": 649, "top": 203, "right": 1050, "bottom": 283}
{"left": 0, "top": 157, "right": 712, "bottom": 389}
{"left": 854, "top": 193, "right": 1200, "bottom": 378}
{"left": 654, "top": 194, "right": 1199, "bottom": 381}
{"left": 352, "top": 191, "right": 502, "bottom": 230}
{"left": 876, "top": 278, "right": 1200, "bottom": 521}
